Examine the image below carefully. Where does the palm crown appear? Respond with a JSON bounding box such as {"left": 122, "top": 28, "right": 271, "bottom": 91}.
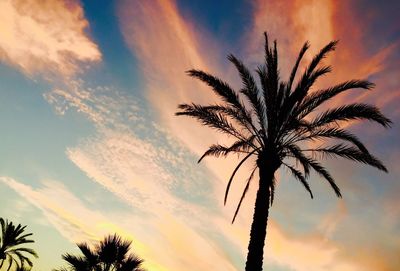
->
{"left": 0, "top": 218, "right": 38, "bottom": 271}
{"left": 55, "top": 234, "right": 144, "bottom": 271}
{"left": 176, "top": 32, "right": 391, "bottom": 270}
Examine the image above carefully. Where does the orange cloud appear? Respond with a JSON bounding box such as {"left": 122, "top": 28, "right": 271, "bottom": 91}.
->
{"left": 249, "top": 0, "right": 398, "bottom": 110}
{"left": 248, "top": 0, "right": 335, "bottom": 78}
{"left": 0, "top": 0, "right": 101, "bottom": 77}
{"left": 117, "top": 0, "right": 222, "bottom": 155}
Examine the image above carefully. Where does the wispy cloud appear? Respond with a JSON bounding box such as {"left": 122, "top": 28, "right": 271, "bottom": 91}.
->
{"left": 0, "top": 0, "right": 101, "bottom": 77}
{"left": 0, "top": 176, "right": 102, "bottom": 243}
{"left": 248, "top": 0, "right": 399, "bottom": 112}
{"left": 117, "top": 0, "right": 224, "bottom": 155}
{"left": 44, "top": 80, "right": 141, "bottom": 126}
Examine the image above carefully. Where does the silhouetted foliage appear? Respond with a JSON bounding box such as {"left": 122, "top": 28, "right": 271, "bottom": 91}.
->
{"left": 14, "top": 265, "right": 32, "bottom": 271}
{"left": 54, "top": 234, "right": 145, "bottom": 271}
{"left": 0, "top": 218, "right": 38, "bottom": 271}
{"left": 176, "top": 32, "right": 391, "bottom": 270}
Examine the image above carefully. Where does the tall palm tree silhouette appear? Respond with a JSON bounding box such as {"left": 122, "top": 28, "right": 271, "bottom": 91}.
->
{"left": 55, "top": 234, "right": 144, "bottom": 271}
{"left": 0, "top": 218, "right": 38, "bottom": 271}
{"left": 176, "top": 32, "right": 392, "bottom": 270}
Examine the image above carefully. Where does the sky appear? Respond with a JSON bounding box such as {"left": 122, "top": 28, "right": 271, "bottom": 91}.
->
{"left": 0, "top": 0, "right": 399, "bottom": 270}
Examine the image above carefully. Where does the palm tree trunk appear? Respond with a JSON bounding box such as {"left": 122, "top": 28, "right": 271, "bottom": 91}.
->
{"left": 245, "top": 161, "right": 277, "bottom": 271}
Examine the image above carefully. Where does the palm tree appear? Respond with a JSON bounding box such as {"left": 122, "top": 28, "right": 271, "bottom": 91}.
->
{"left": 0, "top": 218, "right": 38, "bottom": 271}
{"left": 176, "top": 32, "right": 391, "bottom": 270}
{"left": 55, "top": 234, "right": 144, "bottom": 271}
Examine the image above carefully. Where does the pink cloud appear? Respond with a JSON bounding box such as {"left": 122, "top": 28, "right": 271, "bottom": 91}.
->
{"left": 117, "top": 0, "right": 224, "bottom": 156}
{"left": 0, "top": 0, "right": 101, "bottom": 77}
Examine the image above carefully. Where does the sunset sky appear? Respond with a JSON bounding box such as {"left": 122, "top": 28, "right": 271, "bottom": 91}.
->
{"left": 0, "top": 0, "right": 399, "bottom": 270}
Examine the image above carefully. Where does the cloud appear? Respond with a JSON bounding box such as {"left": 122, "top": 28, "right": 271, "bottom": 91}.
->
{"left": 44, "top": 79, "right": 215, "bottom": 216}
{"left": 44, "top": 79, "right": 141, "bottom": 126}
{"left": 317, "top": 201, "right": 347, "bottom": 238}
{"left": 248, "top": 0, "right": 399, "bottom": 114}
{"left": 247, "top": 0, "right": 335, "bottom": 78}
{"left": 66, "top": 130, "right": 176, "bottom": 212}
{"left": 0, "top": 176, "right": 103, "bottom": 243}
{"left": 117, "top": 0, "right": 224, "bottom": 156}
{"left": 0, "top": 0, "right": 101, "bottom": 77}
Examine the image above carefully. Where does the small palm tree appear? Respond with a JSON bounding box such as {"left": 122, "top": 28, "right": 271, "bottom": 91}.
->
{"left": 0, "top": 218, "right": 38, "bottom": 271}
{"left": 176, "top": 32, "right": 391, "bottom": 270}
{"left": 55, "top": 234, "right": 144, "bottom": 271}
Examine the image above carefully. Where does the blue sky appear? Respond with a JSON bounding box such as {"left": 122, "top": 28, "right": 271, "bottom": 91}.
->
{"left": 0, "top": 0, "right": 399, "bottom": 270}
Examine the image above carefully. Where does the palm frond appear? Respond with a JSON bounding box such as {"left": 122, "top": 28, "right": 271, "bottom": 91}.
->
{"left": 228, "top": 54, "right": 267, "bottom": 136}
{"left": 9, "top": 251, "right": 33, "bottom": 267}
{"left": 197, "top": 104, "right": 263, "bottom": 146}
{"left": 283, "top": 65, "right": 332, "bottom": 115}
{"left": 225, "top": 148, "right": 259, "bottom": 205}
{"left": 286, "top": 41, "right": 310, "bottom": 95}
{"left": 176, "top": 103, "right": 246, "bottom": 140}
{"left": 186, "top": 69, "right": 242, "bottom": 109}
{"left": 297, "top": 80, "right": 375, "bottom": 119}
{"left": 8, "top": 247, "right": 37, "bottom": 258}
{"left": 304, "top": 40, "right": 338, "bottom": 77}
{"left": 312, "top": 103, "right": 392, "bottom": 128}
{"left": 283, "top": 40, "right": 338, "bottom": 109}
{"left": 120, "top": 255, "right": 144, "bottom": 271}
{"left": 283, "top": 163, "right": 313, "bottom": 198}
{"left": 284, "top": 144, "right": 311, "bottom": 177}
{"left": 62, "top": 253, "right": 86, "bottom": 267}
{"left": 307, "top": 159, "right": 342, "bottom": 197}
{"left": 256, "top": 65, "right": 270, "bottom": 120}
{"left": 198, "top": 135, "right": 256, "bottom": 163}
{"left": 295, "top": 127, "right": 370, "bottom": 153}
{"left": 306, "top": 144, "right": 388, "bottom": 172}
{"left": 231, "top": 166, "right": 258, "bottom": 224}
{"left": 270, "top": 177, "right": 278, "bottom": 206}
{"left": 276, "top": 82, "right": 287, "bottom": 112}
